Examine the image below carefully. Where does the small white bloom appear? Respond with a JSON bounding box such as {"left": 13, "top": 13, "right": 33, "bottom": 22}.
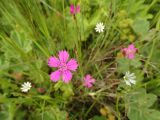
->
{"left": 123, "top": 71, "right": 136, "bottom": 86}
{"left": 95, "top": 22, "right": 105, "bottom": 33}
{"left": 21, "top": 82, "right": 31, "bottom": 92}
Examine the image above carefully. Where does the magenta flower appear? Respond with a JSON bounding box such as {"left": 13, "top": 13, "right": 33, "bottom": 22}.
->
{"left": 122, "top": 44, "right": 138, "bottom": 59}
{"left": 83, "top": 74, "right": 95, "bottom": 88}
{"left": 70, "top": 4, "right": 80, "bottom": 15}
{"left": 48, "top": 50, "right": 78, "bottom": 83}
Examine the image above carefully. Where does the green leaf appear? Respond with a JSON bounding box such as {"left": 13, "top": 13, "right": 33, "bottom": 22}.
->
{"left": 10, "top": 30, "right": 32, "bottom": 53}
{"left": 127, "top": 89, "right": 157, "bottom": 108}
{"left": 31, "top": 107, "right": 67, "bottom": 120}
{"left": 132, "top": 19, "right": 149, "bottom": 36}
{"left": 126, "top": 89, "right": 160, "bottom": 120}
{"left": 117, "top": 58, "right": 130, "bottom": 73}
{"left": 130, "top": 58, "right": 142, "bottom": 68}
{"left": 134, "top": 70, "right": 144, "bottom": 82}
{"left": 128, "top": 108, "right": 160, "bottom": 120}
{"left": 54, "top": 81, "right": 64, "bottom": 91}
{"left": 0, "top": 102, "right": 17, "bottom": 120}
{"left": 92, "top": 116, "right": 106, "bottom": 120}
{"left": 61, "top": 83, "right": 74, "bottom": 98}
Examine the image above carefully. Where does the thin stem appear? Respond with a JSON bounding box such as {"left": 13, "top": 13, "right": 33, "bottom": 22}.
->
{"left": 116, "top": 94, "right": 121, "bottom": 120}
{"left": 84, "top": 101, "right": 96, "bottom": 117}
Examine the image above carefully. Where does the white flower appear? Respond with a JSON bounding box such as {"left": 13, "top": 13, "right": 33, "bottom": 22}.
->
{"left": 21, "top": 82, "right": 31, "bottom": 92}
{"left": 95, "top": 22, "right": 105, "bottom": 33}
{"left": 123, "top": 71, "right": 136, "bottom": 86}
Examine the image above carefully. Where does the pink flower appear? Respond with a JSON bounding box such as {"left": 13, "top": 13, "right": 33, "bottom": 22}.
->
{"left": 48, "top": 50, "right": 78, "bottom": 83}
{"left": 122, "top": 44, "right": 138, "bottom": 59}
{"left": 83, "top": 74, "right": 95, "bottom": 88}
{"left": 70, "top": 4, "right": 80, "bottom": 15}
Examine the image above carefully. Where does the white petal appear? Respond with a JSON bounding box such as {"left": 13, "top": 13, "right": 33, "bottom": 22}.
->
{"left": 124, "top": 71, "right": 136, "bottom": 86}
{"left": 125, "top": 80, "right": 131, "bottom": 86}
{"left": 130, "top": 79, "right": 136, "bottom": 84}
{"left": 95, "top": 22, "right": 105, "bottom": 33}
{"left": 21, "top": 82, "right": 31, "bottom": 92}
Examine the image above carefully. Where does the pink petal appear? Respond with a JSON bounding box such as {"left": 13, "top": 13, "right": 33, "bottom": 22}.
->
{"left": 87, "top": 83, "right": 93, "bottom": 88}
{"left": 84, "top": 82, "right": 92, "bottom": 88}
{"left": 128, "top": 44, "right": 137, "bottom": 52}
{"left": 67, "top": 59, "right": 78, "bottom": 71}
{"left": 58, "top": 50, "right": 69, "bottom": 63}
{"left": 122, "top": 44, "right": 138, "bottom": 59}
{"left": 62, "top": 70, "right": 72, "bottom": 83}
{"left": 132, "top": 48, "right": 137, "bottom": 53}
{"left": 83, "top": 74, "right": 95, "bottom": 88}
{"left": 76, "top": 5, "right": 80, "bottom": 13}
{"left": 48, "top": 56, "right": 59, "bottom": 67}
{"left": 90, "top": 78, "right": 95, "bottom": 83}
{"left": 70, "top": 5, "right": 75, "bottom": 14}
{"left": 85, "top": 74, "right": 91, "bottom": 80}
{"left": 128, "top": 54, "right": 135, "bottom": 59}
{"left": 122, "top": 48, "right": 128, "bottom": 53}
{"left": 50, "top": 70, "right": 61, "bottom": 82}
{"left": 128, "top": 44, "right": 135, "bottom": 49}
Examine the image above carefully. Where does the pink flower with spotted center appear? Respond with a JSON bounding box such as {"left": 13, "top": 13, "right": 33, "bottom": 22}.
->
{"left": 48, "top": 50, "right": 78, "bottom": 83}
{"left": 70, "top": 4, "right": 80, "bottom": 15}
{"left": 122, "top": 44, "right": 138, "bottom": 59}
{"left": 83, "top": 74, "right": 95, "bottom": 88}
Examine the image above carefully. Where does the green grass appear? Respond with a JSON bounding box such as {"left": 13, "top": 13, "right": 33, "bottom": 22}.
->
{"left": 0, "top": 0, "right": 160, "bottom": 120}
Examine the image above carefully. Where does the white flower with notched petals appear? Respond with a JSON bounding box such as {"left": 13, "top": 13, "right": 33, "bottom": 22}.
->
{"left": 123, "top": 71, "right": 136, "bottom": 86}
{"left": 21, "top": 82, "right": 31, "bottom": 92}
{"left": 95, "top": 22, "right": 105, "bottom": 33}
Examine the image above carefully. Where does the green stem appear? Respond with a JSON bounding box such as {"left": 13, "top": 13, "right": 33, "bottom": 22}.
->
{"left": 116, "top": 94, "right": 121, "bottom": 120}
{"left": 84, "top": 101, "right": 96, "bottom": 117}
{"left": 74, "top": 16, "right": 83, "bottom": 77}
{"left": 142, "top": 37, "right": 157, "bottom": 75}
{"left": 41, "top": 100, "right": 46, "bottom": 120}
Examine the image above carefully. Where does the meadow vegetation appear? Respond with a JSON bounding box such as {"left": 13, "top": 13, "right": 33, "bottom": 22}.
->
{"left": 0, "top": 0, "right": 160, "bottom": 120}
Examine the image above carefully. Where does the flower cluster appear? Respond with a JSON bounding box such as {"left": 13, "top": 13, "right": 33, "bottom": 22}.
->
{"left": 48, "top": 50, "right": 96, "bottom": 88}
{"left": 45, "top": 5, "right": 138, "bottom": 89}
{"left": 14, "top": 4, "right": 139, "bottom": 92}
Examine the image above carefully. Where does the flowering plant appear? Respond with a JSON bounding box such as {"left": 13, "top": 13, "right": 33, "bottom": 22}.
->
{"left": 0, "top": 0, "right": 160, "bottom": 120}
